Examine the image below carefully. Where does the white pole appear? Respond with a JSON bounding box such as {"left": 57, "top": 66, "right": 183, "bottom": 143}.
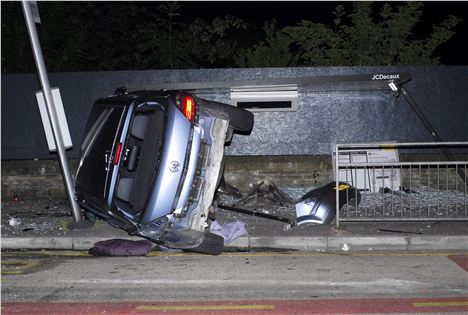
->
{"left": 21, "top": 0, "right": 81, "bottom": 222}
{"left": 335, "top": 144, "right": 340, "bottom": 228}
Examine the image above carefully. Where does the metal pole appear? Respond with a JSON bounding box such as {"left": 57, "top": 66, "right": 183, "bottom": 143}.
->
{"left": 217, "top": 204, "right": 295, "bottom": 226}
{"left": 22, "top": 1, "right": 81, "bottom": 222}
{"left": 399, "top": 85, "right": 467, "bottom": 186}
{"left": 335, "top": 144, "right": 340, "bottom": 228}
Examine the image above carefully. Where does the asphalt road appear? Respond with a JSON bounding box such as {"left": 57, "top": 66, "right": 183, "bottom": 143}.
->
{"left": 1, "top": 250, "right": 467, "bottom": 314}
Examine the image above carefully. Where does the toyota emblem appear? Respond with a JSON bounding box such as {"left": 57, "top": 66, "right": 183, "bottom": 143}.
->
{"left": 169, "top": 161, "right": 180, "bottom": 172}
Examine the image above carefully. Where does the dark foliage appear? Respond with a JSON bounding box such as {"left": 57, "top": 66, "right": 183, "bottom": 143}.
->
{"left": 1, "top": 1, "right": 463, "bottom": 73}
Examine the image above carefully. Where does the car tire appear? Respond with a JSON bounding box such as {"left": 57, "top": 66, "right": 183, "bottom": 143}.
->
{"left": 189, "top": 232, "right": 224, "bottom": 255}
{"left": 223, "top": 105, "right": 253, "bottom": 133}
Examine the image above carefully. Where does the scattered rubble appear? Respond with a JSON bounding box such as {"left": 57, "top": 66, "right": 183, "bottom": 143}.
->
{"left": 1, "top": 200, "right": 71, "bottom": 236}
{"left": 7, "top": 217, "right": 21, "bottom": 227}
{"left": 234, "top": 181, "right": 293, "bottom": 208}
{"left": 340, "top": 186, "right": 467, "bottom": 220}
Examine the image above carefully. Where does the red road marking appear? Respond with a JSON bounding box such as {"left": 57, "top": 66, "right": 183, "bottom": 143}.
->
{"left": 2, "top": 297, "right": 468, "bottom": 315}
{"left": 448, "top": 255, "right": 468, "bottom": 272}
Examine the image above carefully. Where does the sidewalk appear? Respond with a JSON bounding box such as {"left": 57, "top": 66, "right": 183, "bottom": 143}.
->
{"left": 2, "top": 199, "right": 467, "bottom": 252}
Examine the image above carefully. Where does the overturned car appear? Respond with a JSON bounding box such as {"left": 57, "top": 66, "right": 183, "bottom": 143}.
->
{"left": 75, "top": 89, "right": 253, "bottom": 255}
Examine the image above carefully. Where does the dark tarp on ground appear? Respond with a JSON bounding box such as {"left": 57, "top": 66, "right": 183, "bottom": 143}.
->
{"left": 88, "top": 239, "right": 153, "bottom": 256}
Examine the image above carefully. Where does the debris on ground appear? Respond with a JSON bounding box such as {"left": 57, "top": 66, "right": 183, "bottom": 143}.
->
{"left": 1, "top": 200, "right": 71, "bottom": 236}
{"left": 216, "top": 177, "right": 243, "bottom": 198}
{"left": 377, "top": 229, "right": 423, "bottom": 235}
{"left": 235, "top": 181, "right": 293, "bottom": 208}
{"left": 210, "top": 220, "right": 248, "bottom": 245}
{"left": 157, "top": 245, "right": 183, "bottom": 253}
{"left": 341, "top": 186, "right": 467, "bottom": 219}
{"left": 7, "top": 217, "right": 21, "bottom": 227}
{"left": 329, "top": 226, "right": 347, "bottom": 236}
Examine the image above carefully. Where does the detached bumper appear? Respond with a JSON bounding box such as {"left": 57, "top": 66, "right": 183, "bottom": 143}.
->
{"left": 295, "top": 182, "right": 360, "bottom": 225}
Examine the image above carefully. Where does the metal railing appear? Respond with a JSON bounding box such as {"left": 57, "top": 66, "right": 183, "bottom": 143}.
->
{"left": 334, "top": 142, "right": 468, "bottom": 227}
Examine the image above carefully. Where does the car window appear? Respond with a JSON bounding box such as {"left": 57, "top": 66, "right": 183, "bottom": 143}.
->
{"left": 81, "top": 107, "right": 114, "bottom": 153}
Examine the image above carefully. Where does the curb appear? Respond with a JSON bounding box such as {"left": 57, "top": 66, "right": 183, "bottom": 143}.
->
{"left": 2, "top": 235, "right": 468, "bottom": 252}
{"left": 327, "top": 235, "right": 468, "bottom": 252}
{"left": 1, "top": 237, "right": 74, "bottom": 250}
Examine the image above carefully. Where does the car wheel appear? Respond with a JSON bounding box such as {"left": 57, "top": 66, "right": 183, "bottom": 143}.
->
{"left": 223, "top": 105, "right": 253, "bottom": 133}
{"left": 189, "top": 232, "right": 224, "bottom": 255}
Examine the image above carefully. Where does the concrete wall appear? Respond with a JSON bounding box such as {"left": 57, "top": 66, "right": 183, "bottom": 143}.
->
{"left": 1, "top": 156, "right": 332, "bottom": 201}
{"left": 2, "top": 66, "right": 468, "bottom": 160}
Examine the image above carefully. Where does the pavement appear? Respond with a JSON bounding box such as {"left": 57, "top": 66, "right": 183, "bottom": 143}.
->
{"left": 1, "top": 197, "right": 468, "bottom": 253}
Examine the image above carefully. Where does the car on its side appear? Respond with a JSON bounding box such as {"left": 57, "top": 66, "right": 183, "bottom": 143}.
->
{"left": 75, "top": 89, "right": 253, "bottom": 254}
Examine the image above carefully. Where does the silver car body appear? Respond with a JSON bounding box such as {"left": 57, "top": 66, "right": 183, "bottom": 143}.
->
{"left": 75, "top": 91, "right": 229, "bottom": 249}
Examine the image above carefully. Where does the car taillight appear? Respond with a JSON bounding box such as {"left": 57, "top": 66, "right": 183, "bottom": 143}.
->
{"left": 181, "top": 95, "right": 195, "bottom": 122}
{"left": 113, "top": 143, "right": 122, "bottom": 165}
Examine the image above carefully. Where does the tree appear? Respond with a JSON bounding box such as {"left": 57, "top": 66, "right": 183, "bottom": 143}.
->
{"left": 1, "top": 1, "right": 463, "bottom": 73}
{"left": 234, "top": 19, "right": 299, "bottom": 68}
{"left": 238, "top": 2, "right": 462, "bottom": 67}
{"left": 176, "top": 15, "right": 248, "bottom": 68}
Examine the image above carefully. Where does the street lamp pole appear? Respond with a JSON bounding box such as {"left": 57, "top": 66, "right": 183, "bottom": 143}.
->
{"left": 21, "top": 0, "right": 82, "bottom": 222}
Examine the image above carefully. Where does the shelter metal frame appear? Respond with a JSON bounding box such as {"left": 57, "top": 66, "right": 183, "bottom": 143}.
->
{"left": 334, "top": 142, "right": 468, "bottom": 227}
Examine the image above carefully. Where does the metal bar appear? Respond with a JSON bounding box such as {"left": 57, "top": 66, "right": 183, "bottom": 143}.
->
{"left": 355, "top": 176, "right": 359, "bottom": 216}
{"left": 446, "top": 165, "right": 449, "bottom": 217}
{"left": 391, "top": 166, "right": 394, "bottom": 217}
{"left": 418, "top": 164, "right": 422, "bottom": 217}
{"left": 335, "top": 144, "right": 340, "bottom": 227}
{"left": 339, "top": 161, "right": 468, "bottom": 167}
{"left": 21, "top": 1, "right": 81, "bottom": 222}
{"left": 363, "top": 166, "right": 367, "bottom": 217}
{"left": 456, "top": 164, "right": 459, "bottom": 213}
{"left": 373, "top": 166, "right": 376, "bottom": 218}
{"left": 128, "top": 72, "right": 412, "bottom": 93}
{"left": 409, "top": 165, "right": 412, "bottom": 217}
{"left": 217, "top": 204, "right": 295, "bottom": 226}
{"left": 335, "top": 143, "right": 468, "bottom": 222}
{"left": 399, "top": 87, "right": 467, "bottom": 185}
{"left": 437, "top": 164, "right": 440, "bottom": 215}
{"left": 382, "top": 167, "right": 385, "bottom": 218}
{"left": 341, "top": 217, "right": 468, "bottom": 222}
{"left": 377, "top": 229, "right": 422, "bottom": 235}
{"left": 398, "top": 165, "right": 402, "bottom": 218}
{"left": 345, "top": 166, "right": 350, "bottom": 217}
{"left": 427, "top": 165, "right": 431, "bottom": 218}
{"left": 336, "top": 142, "right": 468, "bottom": 149}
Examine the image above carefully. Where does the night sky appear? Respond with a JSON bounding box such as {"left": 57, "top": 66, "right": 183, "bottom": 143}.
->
{"left": 179, "top": 1, "right": 468, "bottom": 65}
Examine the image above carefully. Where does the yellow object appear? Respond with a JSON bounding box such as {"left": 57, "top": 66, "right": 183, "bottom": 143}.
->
{"left": 333, "top": 184, "right": 350, "bottom": 191}
{"left": 380, "top": 145, "right": 397, "bottom": 150}
{"left": 413, "top": 301, "right": 468, "bottom": 307}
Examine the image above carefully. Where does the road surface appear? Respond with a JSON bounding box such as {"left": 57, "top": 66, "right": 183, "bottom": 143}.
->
{"left": 2, "top": 250, "right": 467, "bottom": 314}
